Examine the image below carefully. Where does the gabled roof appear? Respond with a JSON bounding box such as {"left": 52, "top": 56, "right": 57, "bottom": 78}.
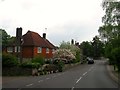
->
{"left": 22, "top": 31, "right": 55, "bottom": 49}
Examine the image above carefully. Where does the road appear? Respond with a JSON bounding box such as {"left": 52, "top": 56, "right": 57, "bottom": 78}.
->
{"left": 2, "top": 60, "right": 118, "bottom": 89}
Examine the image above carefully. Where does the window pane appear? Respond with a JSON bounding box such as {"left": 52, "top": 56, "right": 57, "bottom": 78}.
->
{"left": 15, "top": 46, "right": 17, "bottom": 52}
{"left": 52, "top": 49, "right": 55, "bottom": 53}
{"left": 46, "top": 48, "right": 49, "bottom": 53}
{"left": 38, "top": 47, "right": 42, "bottom": 53}
{"left": 18, "top": 46, "right": 20, "bottom": 52}
{"left": 15, "top": 46, "right": 20, "bottom": 52}
{"left": 7, "top": 47, "right": 13, "bottom": 52}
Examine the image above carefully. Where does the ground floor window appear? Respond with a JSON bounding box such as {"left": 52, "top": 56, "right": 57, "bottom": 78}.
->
{"left": 15, "top": 46, "right": 20, "bottom": 52}
{"left": 7, "top": 47, "right": 13, "bottom": 52}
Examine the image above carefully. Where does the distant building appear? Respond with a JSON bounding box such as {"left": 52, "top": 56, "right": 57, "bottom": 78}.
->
{"left": 4, "top": 27, "right": 56, "bottom": 61}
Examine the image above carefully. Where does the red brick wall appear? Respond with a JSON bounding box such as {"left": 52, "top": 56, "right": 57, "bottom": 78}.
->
{"left": 22, "top": 46, "right": 33, "bottom": 58}
{"left": 4, "top": 46, "right": 54, "bottom": 59}
{"left": 33, "top": 47, "right": 53, "bottom": 58}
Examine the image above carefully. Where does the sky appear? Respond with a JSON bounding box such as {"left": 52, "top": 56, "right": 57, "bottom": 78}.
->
{"left": 0, "top": 0, "right": 104, "bottom": 46}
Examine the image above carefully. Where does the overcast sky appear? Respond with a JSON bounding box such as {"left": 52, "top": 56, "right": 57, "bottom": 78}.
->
{"left": 0, "top": 0, "right": 104, "bottom": 46}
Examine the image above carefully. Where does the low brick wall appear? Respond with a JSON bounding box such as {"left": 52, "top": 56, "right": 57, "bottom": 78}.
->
{"left": 2, "top": 67, "right": 32, "bottom": 76}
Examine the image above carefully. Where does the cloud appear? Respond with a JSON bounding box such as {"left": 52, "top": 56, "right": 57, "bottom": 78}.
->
{"left": 0, "top": 0, "right": 104, "bottom": 46}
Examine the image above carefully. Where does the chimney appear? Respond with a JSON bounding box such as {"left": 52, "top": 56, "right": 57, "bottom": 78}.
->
{"left": 71, "top": 39, "right": 74, "bottom": 45}
{"left": 16, "top": 27, "right": 22, "bottom": 45}
{"left": 43, "top": 33, "right": 46, "bottom": 39}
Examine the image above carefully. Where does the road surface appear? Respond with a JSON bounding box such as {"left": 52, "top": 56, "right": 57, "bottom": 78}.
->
{"left": 2, "top": 60, "right": 118, "bottom": 89}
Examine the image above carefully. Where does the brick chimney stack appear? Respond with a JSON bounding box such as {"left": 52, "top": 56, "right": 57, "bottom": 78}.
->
{"left": 71, "top": 39, "right": 74, "bottom": 45}
{"left": 43, "top": 33, "right": 46, "bottom": 39}
{"left": 16, "top": 27, "right": 22, "bottom": 45}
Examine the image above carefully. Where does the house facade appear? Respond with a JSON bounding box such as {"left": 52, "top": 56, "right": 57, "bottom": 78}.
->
{"left": 5, "top": 27, "right": 56, "bottom": 60}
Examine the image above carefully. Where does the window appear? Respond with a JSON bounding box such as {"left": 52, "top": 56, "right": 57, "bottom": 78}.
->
{"left": 7, "top": 47, "right": 13, "bottom": 52}
{"left": 15, "top": 46, "right": 20, "bottom": 52}
{"left": 52, "top": 49, "right": 55, "bottom": 53}
{"left": 15, "top": 46, "right": 17, "bottom": 52}
{"left": 46, "top": 48, "right": 49, "bottom": 53}
{"left": 38, "top": 47, "right": 42, "bottom": 53}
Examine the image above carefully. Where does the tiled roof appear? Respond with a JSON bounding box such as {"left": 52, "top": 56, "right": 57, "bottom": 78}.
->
{"left": 22, "top": 31, "right": 55, "bottom": 49}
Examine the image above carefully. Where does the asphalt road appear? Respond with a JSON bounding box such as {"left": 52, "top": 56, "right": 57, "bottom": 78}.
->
{"left": 2, "top": 60, "right": 118, "bottom": 89}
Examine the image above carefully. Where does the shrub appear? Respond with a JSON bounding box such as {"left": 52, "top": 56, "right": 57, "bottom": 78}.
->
{"left": 2, "top": 53, "right": 18, "bottom": 67}
{"left": 111, "top": 47, "right": 120, "bottom": 72}
{"left": 32, "top": 55, "right": 45, "bottom": 65}
{"left": 57, "top": 61, "right": 65, "bottom": 72}
{"left": 20, "top": 62, "right": 40, "bottom": 69}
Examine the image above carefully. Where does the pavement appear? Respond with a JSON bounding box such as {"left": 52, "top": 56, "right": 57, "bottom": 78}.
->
{"left": 106, "top": 64, "right": 119, "bottom": 86}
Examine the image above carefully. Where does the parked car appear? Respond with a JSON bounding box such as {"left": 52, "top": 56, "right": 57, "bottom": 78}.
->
{"left": 87, "top": 57, "right": 94, "bottom": 64}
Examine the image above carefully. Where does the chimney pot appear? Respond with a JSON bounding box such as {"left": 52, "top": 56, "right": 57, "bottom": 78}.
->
{"left": 43, "top": 33, "right": 46, "bottom": 39}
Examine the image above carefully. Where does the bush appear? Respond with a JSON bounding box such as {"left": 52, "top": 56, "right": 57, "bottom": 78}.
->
{"left": 2, "top": 53, "right": 18, "bottom": 67}
{"left": 111, "top": 47, "right": 120, "bottom": 72}
{"left": 75, "top": 51, "right": 81, "bottom": 63}
{"left": 32, "top": 56, "right": 45, "bottom": 65}
{"left": 20, "top": 62, "right": 40, "bottom": 69}
{"left": 57, "top": 61, "right": 65, "bottom": 72}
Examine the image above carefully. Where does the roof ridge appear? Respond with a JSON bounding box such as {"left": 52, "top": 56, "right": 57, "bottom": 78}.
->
{"left": 29, "top": 31, "right": 35, "bottom": 46}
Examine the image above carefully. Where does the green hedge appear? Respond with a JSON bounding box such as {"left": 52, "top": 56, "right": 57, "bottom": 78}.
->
{"left": 2, "top": 53, "right": 18, "bottom": 67}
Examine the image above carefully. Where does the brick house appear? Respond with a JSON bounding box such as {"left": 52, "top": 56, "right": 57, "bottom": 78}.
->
{"left": 5, "top": 27, "right": 56, "bottom": 61}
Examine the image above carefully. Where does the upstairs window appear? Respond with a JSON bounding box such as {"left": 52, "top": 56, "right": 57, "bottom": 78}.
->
{"left": 52, "top": 49, "right": 55, "bottom": 53}
{"left": 38, "top": 47, "right": 42, "bottom": 53}
{"left": 46, "top": 48, "right": 49, "bottom": 53}
{"left": 7, "top": 47, "right": 13, "bottom": 53}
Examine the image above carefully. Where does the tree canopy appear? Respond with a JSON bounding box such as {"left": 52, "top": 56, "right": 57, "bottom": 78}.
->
{"left": 98, "top": 0, "right": 120, "bottom": 71}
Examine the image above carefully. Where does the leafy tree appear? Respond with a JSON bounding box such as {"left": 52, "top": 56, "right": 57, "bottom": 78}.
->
{"left": 1, "top": 29, "right": 10, "bottom": 47}
{"left": 98, "top": 0, "right": 120, "bottom": 71}
{"left": 1, "top": 29, "right": 15, "bottom": 50}
{"left": 92, "top": 36, "right": 105, "bottom": 58}
{"left": 80, "top": 41, "right": 93, "bottom": 57}
{"left": 59, "top": 41, "right": 81, "bottom": 62}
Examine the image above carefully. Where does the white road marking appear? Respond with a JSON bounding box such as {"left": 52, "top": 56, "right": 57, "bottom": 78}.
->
{"left": 26, "top": 83, "right": 33, "bottom": 87}
{"left": 71, "top": 87, "right": 75, "bottom": 90}
{"left": 83, "top": 72, "right": 87, "bottom": 76}
{"left": 38, "top": 80, "right": 43, "bottom": 83}
{"left": 76, "top": 77, "right": 82, "bottom": 83}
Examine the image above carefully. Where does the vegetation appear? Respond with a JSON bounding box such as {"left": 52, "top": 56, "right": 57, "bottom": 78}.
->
{"left": 32, "top": 55, "right": 45, "bottom": 65}
{"left": 80, "top": 36, "right": 105, "bottom": 59}
{"left": 2, "top": 53, "right": 18, "bottom": 67}
{"left": 98, "top": 0, "right": 120, "bottom": 71}
{"left": 58, "top": 41, "right": 81, "bottom": 63}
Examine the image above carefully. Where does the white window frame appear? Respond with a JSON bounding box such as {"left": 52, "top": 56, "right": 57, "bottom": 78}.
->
{"left": 46, "top": 48, "right": 49, "bottom": 53}
{"left": 38, "top": 47, "right": 42, "bottom": 53}
{"left": 15, "top": 46, "right": 17, "bottom": 52}
{"left": 52, "top": 49, "right": 55, "bottom": 54}
{"left": 15, "top": 46, "right": 20, "bottom": 52}
{"left": 7, "top": 47, "right": 13, "bottom": 53}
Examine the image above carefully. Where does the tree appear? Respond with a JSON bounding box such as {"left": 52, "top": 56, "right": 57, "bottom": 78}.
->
{"left": 80, "top": 36, "right": 105, "bottom": 59}
{"left": 80, "top": 41, "right": 93, "bottom": 57}
{"left": 92, "top": 36, "right": 105, "bottom": 58}
{"left": 98, "top": 0, "right": 120, "bottom": 71}
{"left": 1, "top": 29, "right": 16, "bottom": 50}
{"left": 1, "top": 29, "right": 10, "bottom": 47}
